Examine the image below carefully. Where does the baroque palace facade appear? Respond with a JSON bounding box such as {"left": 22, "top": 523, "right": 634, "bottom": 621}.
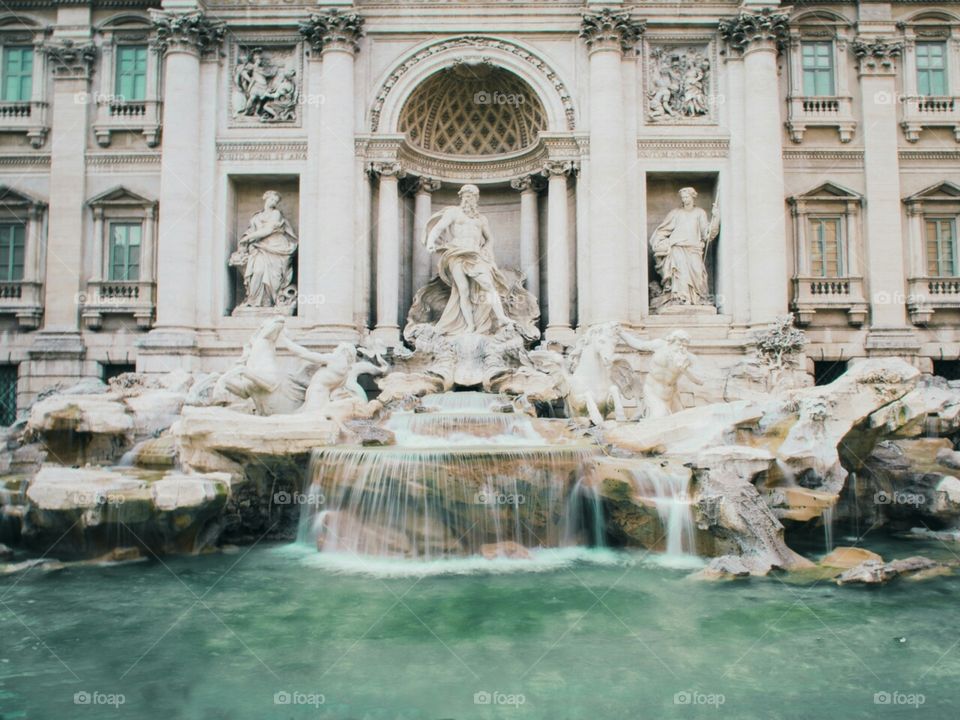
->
{"left": 0, "top": 0, "right": 959, "bottom": 419}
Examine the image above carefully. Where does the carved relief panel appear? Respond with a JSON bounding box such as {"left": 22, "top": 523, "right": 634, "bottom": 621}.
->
{"left": 229, "top": 40, "right": 304, "bottom": 128}
{"left": 643, "top": 39, "right": 719, "bottom": 125}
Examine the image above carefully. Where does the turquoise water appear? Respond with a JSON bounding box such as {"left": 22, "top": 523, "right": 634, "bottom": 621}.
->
{"left": 2, "top": 537, "right": 959, "bottom": 720}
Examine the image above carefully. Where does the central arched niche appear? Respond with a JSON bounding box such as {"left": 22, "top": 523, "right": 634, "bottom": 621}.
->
{"left": 398, "top": 62, "right": 547, "bottom": 156}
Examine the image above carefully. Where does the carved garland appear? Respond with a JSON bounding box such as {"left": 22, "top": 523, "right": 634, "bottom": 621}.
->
{"left": 370, "top": 36, "right": 577, "bottom": 133}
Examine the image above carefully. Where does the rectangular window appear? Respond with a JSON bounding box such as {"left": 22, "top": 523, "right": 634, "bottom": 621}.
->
{"left": 115, "top": 45, "right": 148, "bottom": 101}
{"left": 0, "top": 222, "right": 25, "bottom": 281}
{"left": 2, "top": 46, "right": 33, "bottom": 102}
{"left": 917, "top": 42, "right": 948, "bottom": 96}
{"left": 809, "top": 217, "right": 844, "bottom": 277}
{"left": 108, "top": 222, "right": 141, "bottom": 281}
{"left": 926, "top": 217, "right": 957, "bottom": 276}
{"left": 802, "top": 41, "right": 835, "bottom": 96}
{"left": 0, "top": 364, "right": 16, "bottom": 426}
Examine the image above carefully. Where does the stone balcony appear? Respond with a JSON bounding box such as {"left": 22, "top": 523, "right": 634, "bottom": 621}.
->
{"left": 786, "top": 96, "right": 856, "bottom": 143}
{"left": 0, "top": 101, "right": 49, "bottom": 148}
{"left": 791, "top": 275, "right": 868, "bottom": 327}
{"left": 80, "top": 280, "right": 156, "bottom": 330}
{"left": 901, "top": 96, "right": 960, "bottom": 142}
{"left": 906, "top": 276, "right": 960, "bottom": 325}
{"left": 93, "top": 99, "right": 162, "bottom": 148}
{"left": 0, "top": 280, "right": 43, "bottom": 328}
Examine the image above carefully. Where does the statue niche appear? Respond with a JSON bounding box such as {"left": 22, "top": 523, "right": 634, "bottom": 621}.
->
{"left": 649, "top": 185, "right": 720, "bottom": 313}
{"left": 230, "top": 190, "right": 298, "bottom": 316}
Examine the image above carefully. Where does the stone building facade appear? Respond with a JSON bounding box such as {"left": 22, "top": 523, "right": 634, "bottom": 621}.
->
{"left": 0, "top": 0, "right": 958, "bottom": 420}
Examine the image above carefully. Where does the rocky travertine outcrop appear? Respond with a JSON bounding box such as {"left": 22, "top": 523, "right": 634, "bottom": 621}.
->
{"left": 21, "top": 466, "right": 231, "bottom": 557}
{"left": 836, "top": 556, "right": 946, "bottom": 585}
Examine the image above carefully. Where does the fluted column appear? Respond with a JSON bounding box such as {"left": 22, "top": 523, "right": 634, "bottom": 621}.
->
{"left": 853, "top": 38, "right": 911, "bottom": 337}
{"left": 720, "top": 8, "right": 790, "bottom": 325}
{"left": 411, "top": 177, "right": 440, "bottom": 295}
{"left": 580, "top": 9, "right": 644, "bottom": 325}
{"left": 41, "top": 40, "right": 97, "bottom": 331}
{"left": 542, "top": 161, "right": 577, "bottom": 343}
{"left": 300, "top": 10, "right": 364, "bottom": 331}
{"left": 369, "top": 162, "right": 404, "bottom": 345}
{"left": 148, "top": 9, "right": 223, "bottom": 336}
{"left": 510, "top": 174, "right": 541, "bottom": 305}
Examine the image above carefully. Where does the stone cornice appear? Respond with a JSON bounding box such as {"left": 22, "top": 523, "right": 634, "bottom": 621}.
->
{"left": 718, "top": 8, "right": 790, "bottom": 54}
{"left": 299, "top": 9, "right": 364, "bottom": 55}
{"left": 851, "top": 37, "right": 902, "bottom": 76}
{"left": 580, "top": 8, "right": 645, "bottom": 55}
{"left": 150, "top": 9, "right": 226, "bottom": 56}
{"left": 42, "top": 40, "right": 97, "bottom": 81}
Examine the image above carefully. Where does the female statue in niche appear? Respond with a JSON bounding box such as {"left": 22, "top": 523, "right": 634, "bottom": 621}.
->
{"left": 230, "top": 190, "right": 298, "bottom": 313}
{"left": 650, "top": 187, "right": 720, "bottom": 308}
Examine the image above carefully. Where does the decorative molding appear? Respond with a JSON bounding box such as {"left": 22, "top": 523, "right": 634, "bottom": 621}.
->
{"left": 580, "top": 8, "right": 645, "bottom": 55}
{"left": 718, "top": 9, "right": 790, "bottom": 53}
{"left": 0, "top": 154, "right": 50, "bottom": 169}
{"left": 86, "top": 152, "right": 162, "bottom": 167}
{"left": 782, "top": 149, "right": 864, "bottom": 161}
{"left": 852, "top": 37, "right": 902, "bottom": 75}
{"left": 397, "top": 141, "right": 549, "bottom": 183}
{"left": 369, "top": 36, "right": 576, "bottom": 132}
{"left": 299, "top": 9, "right": 364, "bottom": 55}
{"left": 149, "top": 10, "right": 225, "bottom": 56}
{"left": 636, "top": 138, "right": 728, "bottom": 159}
{"left": 42, "top": 40, "right": 97, "bottom": 80}
{"left": 215, "top": 140, "right": 307, "bottom": 162}
{"left": 900, "top": 149, "right": 960, "bottom": 161}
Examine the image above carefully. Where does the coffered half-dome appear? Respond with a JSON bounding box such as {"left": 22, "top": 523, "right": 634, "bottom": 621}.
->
{"left": 398, "top": 63, "right": 548, "bottom": 157}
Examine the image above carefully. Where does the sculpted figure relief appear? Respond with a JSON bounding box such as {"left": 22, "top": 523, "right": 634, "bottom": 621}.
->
{"left": 650, "top": 187, "right": 720, "bottom": 309}
{"left": 234, "top": 48, "right": 299, "bottom": 123}
{"left": 648, "top": 46, "right": 711, "bottom": 121}
{"left": 230, "top": 191, "right": 298, "bottom": 314}
{"left": 404, "top": 185, "right": 539, "bottom": 342}
{"left": 621, "top": 328, "right": 703, "bottom": 419}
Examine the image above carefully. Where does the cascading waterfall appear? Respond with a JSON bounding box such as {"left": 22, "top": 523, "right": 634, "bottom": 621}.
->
{"left": 629, "top": 464, "right": 698, "bottom": 559}
{"left": 300, "top": 392, "right": 604, "bottom": 559}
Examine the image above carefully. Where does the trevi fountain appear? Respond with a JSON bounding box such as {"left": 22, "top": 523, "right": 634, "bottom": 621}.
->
{"left": 3, "top": 2, "right": 960, "bottom": 719}
{"left": 3, "top": 181, "right": 960, "bottom": 718}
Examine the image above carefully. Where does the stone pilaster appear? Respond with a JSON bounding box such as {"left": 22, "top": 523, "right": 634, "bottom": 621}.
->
{"left": 299, "top": 9, "right": 364, "bottom": 331}
{"left": 541, "top": 161, "right": 578, "bottom": 343}
{"left": 144, "top": 9, "right": 224, "bottom": 361}
{"left": 579, "top": 9, "right": 644, "bottom": 325}
{"left": 719, "top": 8, "right": 790, "bottom": 325}
{"left": 368, "top": 161, "right": 405, "bottom": 346}
{"left": 852, "top": 38, "right": 915, "bottom": 352}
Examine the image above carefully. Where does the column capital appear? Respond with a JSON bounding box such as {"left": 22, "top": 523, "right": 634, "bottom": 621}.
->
{"left": 367, "top": 161, "right": 404, "bottom": 179}
{"left": 718, "top": 8, "right": 789, "bottom": 54}
{"left": 852, "top": 38, "right": 902, "bottom": 76}
{"left": 150, "top": 9, "right": 225, "bottom": 56}
{"left": 299, "top": 8, "right": 365, "bottom": 55}
{"left": 42, "top": 40, "right": 97, "bottom": 81}
{"left": 579, "top": 8, "right": 644, "bottom": 55}
{"left": 411, "top": 176, "right": 441, "bottom": 195}
{"left": 541, "top": 160, "right": 579, "bottom": 179}
{"left": 510, "top": 174, "right": 544, "bottom": 193}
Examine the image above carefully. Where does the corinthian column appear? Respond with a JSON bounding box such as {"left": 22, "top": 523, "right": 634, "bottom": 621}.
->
{"left": 148, "top": 8, "right": 224, "bottom": 338}
{"left": 853, "top": 38, "right": 912, "bottom": 343}
{"left": 510, "top": 174, "right": 542, "bottom": 304}
{"left": 541, "top": 161, "right": 578, "bottom": 343}
{"left": 580, "top": 9, "right": 644, "bottom": 325}
{"left": 720, "top": 8, "right": 790, "bottom": 325}
{"left": 411, "top": 177, "right": 441, "bottom": 296}
{"left": 300, "top": 9, "right": 364, "bottom": 332}
{"left": 369, "top": 162, "right": 404, "bottom": 346}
